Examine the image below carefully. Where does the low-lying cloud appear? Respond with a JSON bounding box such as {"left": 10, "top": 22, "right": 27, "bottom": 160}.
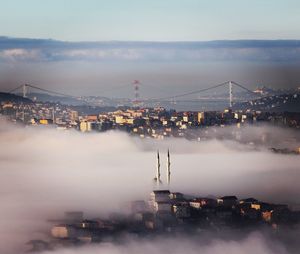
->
{"left": 41, "top": 232, "right": 292, "bottom": 254}
{"left": 0, "top": 119, "right": 300, "bottom": 253}
{"left": 1, "top": 37, "right": 300, "bottom": 63}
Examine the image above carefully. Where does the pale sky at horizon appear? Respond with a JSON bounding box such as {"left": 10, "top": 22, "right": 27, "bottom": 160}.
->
{"left": 1, "top": 0, "right": 300, "bottom": 41}
{"left": 1, "top": 0, "right": 300, "bottom": 94}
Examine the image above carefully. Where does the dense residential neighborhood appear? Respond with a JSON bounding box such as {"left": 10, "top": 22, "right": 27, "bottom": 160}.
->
{"left": 1, "top": 96, "right": 300, "bottom": 154}
{"left": 27, "top": 189, "right": 300, "bottom": 252}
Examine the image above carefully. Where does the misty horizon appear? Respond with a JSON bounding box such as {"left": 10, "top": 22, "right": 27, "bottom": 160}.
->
{"left": 1, "top": 37, "right": 300, "bottom": 97}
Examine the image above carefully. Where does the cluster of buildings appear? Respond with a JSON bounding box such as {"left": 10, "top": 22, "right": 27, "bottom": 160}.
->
{"left": 93, "top": 108, "right": 299, "bottom": 140}
{"left": 0, "top": 101, "right": 77, "bottom": 128}
{"left": 237, "top": 92, "right": 300, "bottom": 111}
{"left": 27, "top": 190, "right": 300, "bottom": 252}
{"left": 26, "top": 152, "right": 300, "bottom": 252}
{"left": 1, "top": 100, "right": 300, "bottom": 148}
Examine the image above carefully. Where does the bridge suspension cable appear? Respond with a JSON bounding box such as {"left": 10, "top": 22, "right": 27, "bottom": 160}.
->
{"left": 9, "top": 83, "right": 135, "bottom": 97}
{"left": 153, "top": 81, "right": 230, "bottom": 101}
{"left": 231, "top": 81, "right": 257, "bottom": 95}
{"left": 26, "top": 84, "right": 77, "bottom": 98}
{"left": 151, "top": 81, "right": 259, "bottom": 102}
{"left": 8, "top": 84, "right": 24, "bottom": 94}
{"left": 8, "top": 83, "right": 77, "bottom": 98}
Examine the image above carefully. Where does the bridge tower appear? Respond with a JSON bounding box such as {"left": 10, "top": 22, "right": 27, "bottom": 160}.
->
{"left": 22, "top": 84, "right": 28, "bottom": 98}
{"left": 132, "top": 80, "right": 140, "bottom": 107}
{"left": 229, "top": 81, "right": 233, "bottom": 108}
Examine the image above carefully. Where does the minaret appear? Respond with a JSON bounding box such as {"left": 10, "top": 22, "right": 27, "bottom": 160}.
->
{"left": 167, "top": 149, "right": 171, "bottom": 187}
{"left": 153, "top": 150, "right": 161, "bottom": 188}
{"left": 156, "top": 150, "right": 161, "bottom": 188}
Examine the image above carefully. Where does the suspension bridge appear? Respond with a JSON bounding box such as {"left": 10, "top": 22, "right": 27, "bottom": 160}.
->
{"left": 8, "top": 80, "right": 260, "bottom": 109}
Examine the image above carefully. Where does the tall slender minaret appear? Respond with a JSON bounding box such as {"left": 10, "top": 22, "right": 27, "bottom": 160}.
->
{"left": 167, "top": 149, "right": 171, "bottom": 187}
{"left": 154, "top": 150, "right": 161, "bottom": 188}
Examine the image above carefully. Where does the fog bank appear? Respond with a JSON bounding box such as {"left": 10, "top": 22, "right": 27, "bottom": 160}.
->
{"left": 0, "top": 120, "right": 299, "bottom": 253}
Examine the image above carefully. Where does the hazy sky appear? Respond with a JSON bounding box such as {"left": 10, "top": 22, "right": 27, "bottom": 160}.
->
{"left": 1, "top": 1, "right": 300, "bottom": 95}
{"left": 1, "top": 38, "right": 300, "bottom": 95}
{"left": 1, "top": 0, "right": 300, "bottom": 41}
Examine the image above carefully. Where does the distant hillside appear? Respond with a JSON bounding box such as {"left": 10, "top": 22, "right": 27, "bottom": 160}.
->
{"left": 1, "top": 36, "right": 300, "bottom": 50}
{"left": 234, "top": 93, "right": 300, "bottom": 112}
{"left": 25, "top": 93, "right": 113, "bottom": 106}
{"left": 0, "top": 92, "right": 32, "bottom": 104}
{"left": 25, "top": 93, "right": 84, "bottom": 106}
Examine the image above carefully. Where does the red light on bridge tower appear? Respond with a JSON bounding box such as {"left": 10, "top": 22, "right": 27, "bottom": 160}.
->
{"left": 132, "top": 80, "right": 141, "bottom": 107}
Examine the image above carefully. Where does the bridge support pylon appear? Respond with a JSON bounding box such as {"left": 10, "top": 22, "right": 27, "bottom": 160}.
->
{"left": 22, "top": 84, "right": 28, "bottom": 98}
{"left": 229, "top": 81, "right": 233, "bottom": 108}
